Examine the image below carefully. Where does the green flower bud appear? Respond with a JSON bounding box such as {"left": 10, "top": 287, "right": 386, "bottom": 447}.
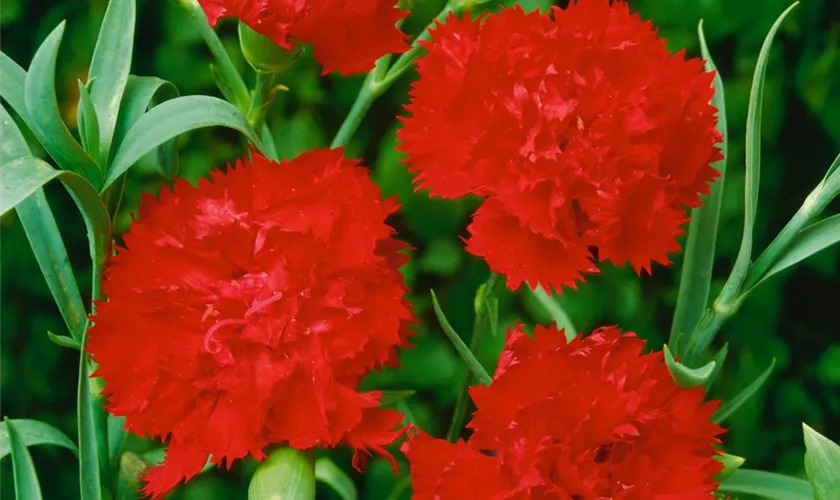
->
{"left": 238, "top": 23, "right": 296, "bottom": 74}
{"left": 248, "top": 448, "right": 315, "bottom": 500}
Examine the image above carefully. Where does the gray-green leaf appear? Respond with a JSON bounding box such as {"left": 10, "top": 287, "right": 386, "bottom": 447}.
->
{"left": 104, "top": 95, "right": 262, "bottom": 191}
{"left": 803, "top": 423, "right": 840, "bottom": 500}
{"left": 88, "top": 0, "right": 135, "bottom": 164}
{"left": 24, "top": 22, "right": 101, "bottom": 185}
{"left": 1, "top": 419, "right": 78, "bottom": 460}
{"left": 4, "top": 418, "right": 45, "bottom": 500}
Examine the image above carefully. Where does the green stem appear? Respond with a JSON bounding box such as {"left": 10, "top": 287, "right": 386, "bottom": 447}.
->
{"left": 331, "top": 0, "right": 497, "bottom": 147}
{"left": 744, "top": 162, "right": 840, "bottom": 291}
{"left": 330, "top": 55, "right": 391, "bottom": 148}
{"left": 172, "top": 0, "right": 250, "bottom": 111}
{"left": 682, "top": 158, "right": 840, "bottom": 366}
{"left": 446, "top": 274, "right": 498, "bottom": 442}
{"left": 529, "top": 284, "right": 577, "bottom": 341}
{"left": 247, "top": 71, "right": 275, "bottom": 132}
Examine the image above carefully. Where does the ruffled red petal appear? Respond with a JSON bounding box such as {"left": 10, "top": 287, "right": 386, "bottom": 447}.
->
{"left": 465, "top": 199, "right": 597, "bottom": 291}
{"left": 198, "top": 0, "right": 408, "bottom": 74}
{"left": 405, "top": 324, "right": 725, "bottom": 498}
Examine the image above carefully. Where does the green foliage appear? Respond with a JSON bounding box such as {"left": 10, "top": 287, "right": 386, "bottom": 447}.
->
{"left": 4, "top": 418, "right": 44, "bottom": 500}
{"left": 803, "top": 424, "right": 840, "bottom": 500}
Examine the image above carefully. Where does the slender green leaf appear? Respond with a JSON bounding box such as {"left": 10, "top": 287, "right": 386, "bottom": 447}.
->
{"left": 78, "top": 351, "right": 103, "bottom": 500}
{"left": 105, "top": 95, "right": 261, "bottom": 191}
{"left": 724, "top": 3, "right": 799, "bottom": 295}
{"left": 378, "top": 390, "right": 415, "bottom": 407}
{"left": 713, "top": 358, "right": 776, "bottom": 424}
{"left": 663, "top": 345, "right": 716, "bottom": 389}
{"left": 2, "top": 104, "right": 88, "bottom": 342}
{"left": 1, "top": 157, "right": 109, "bottom": 237}
{"left": 1, "top": 104, "right": 28, "bottom": 162}
{"left": 4, "top": 418, "right": 44, "bottom": 500}
{"left": 0, "top": 52, "right": 31, "bottom": 124}
{"left": 751, "top": 214, "right": 840, "bottom": 290}
{"left": 703, "top": 342, "right": 729, "bottom": 391}
{"left": 111, "top": 76, "right": 180, "bottom": 178}
{"left": 260, "top": 122, "right": 279, "bottom": 161}
{"left": 819, "top": 152, "right": 840, "bottom": 186}
{"left": 718, "top": 469, "right": 814, "bottom": 500}
{"left": 529, "top": 284, "right": 576, "bottom": 341}
{"left": 669, "top": 19, "right": 729, "bottom": 356}
{"left": 18, "top": 191, "right": 88, "bottom": 342}
{"left": 803, "top": 423, "right": 840, "bottom": 500}
{"left": 1, "top": 155, "right": 110, "bottom": 342}
{"left": 108, "top": 415, "right": 128, "bottom": 470}
{"left": 430, "top": 290, "right": 492, "bottom": 386}
{"left": 1, "top": 419, "right": 78, "bottom": 459}
{"left": 88, "top": 0, "right": 135, "bottom": 163}
{"left": 714, "top": 453, "right": 746, "bottom": 483}
{"left": 48, "top": 331, "right": 82, "bottom": 349}
{"left": 77, "top": 79, "right": 101, "bottom": 163}
{"left": 315, "top": 458, "right": 358, "bottom": 500}
{"left": 249, "top": 448, "right": 315, "bottom": 500}
{"left": 24, "top": 22, "right": 101, "bottom": 185}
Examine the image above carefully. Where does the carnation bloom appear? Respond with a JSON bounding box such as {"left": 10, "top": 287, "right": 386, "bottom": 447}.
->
{"left": 88, "top": 149, "right": 413, "bottom": 498}
{"left": 398, "top": 0, "right": 723, "bottom": 292}
{"left": 403, "top": 325, "right": 725, "bottom": 499}
{"left": 199, "top": 0, "right": 408, "bottom": 75}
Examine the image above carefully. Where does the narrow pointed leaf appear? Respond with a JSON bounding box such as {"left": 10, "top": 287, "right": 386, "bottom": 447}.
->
{"left": 819, "top": 151, "right": 840, "bottom": 186}
{"left": 803, "top": 423, "right": 840, "bottom": 500}
{"left": 378, "top": 390, "right": 415, "bottom": 407}
{"left": 78, "top": 351, "right": 103, "bottom": 500}
{"left": 1, "top": 103, "right": 29, "bottom": 162}
{"left": 0, "top": 156, "right": 111, "bottom": 321}
{"left": 703, "top": 342, "right": 729, "bottom": 391}
{"left": 4, "top": 418, "right": 44, "bottom": 500}
{"left": 260, "top": 122, "right": 279, "bottom": 161}
{"left": 0, "top": 419, "right": 78, "bottom": 459}
{"left": 0, "top": 157, "right": 109, "bottom": 238}
{"left": 664, "top": 345, "right": 716, "bottom": 389}
{"left": 725, "top": 3, "right": 799, "bottom": 295}
{"left": 529, "top": 284, "right": 576, "bottom": 341}
{"left": 718, "top": 469, "right": 814, "bottom": 500}
{"left": 24, "top": 22, "right": 101, "bottom": 185}
{"left": 430, "top": 290, "right": 492, "bottom": 386}
{"left": 1, "top": 52, "right": 31, "bottom": 124}
{"left": 88, "top": 0, "right": 135, "bottom": 163}
{"left": 2, "top": 112, "right": 89, "bottom": 341}
{"left": 750, "top": 214, "right": 840, "bottom": 291}
{"left": 712, "top": 358, "right": 776, "bottom": 424}
{"left": 315, "top": 458, "right": 358, "bottom": 500}
{"left": 48, "top": 331, "right": 82, "bottom": 350}
{"left": 713, "top": 453, "right": 746, "bottom": 483}
{"left": 76, "top": 79, "right": 101, "bottom": 163}
{"left": 111, "top": 76, "right": 180, "bottom": 177}
{"left": 105, "top": 95, "right": 261, "bottom": 191}
{"left": 670, "top": 19, "right": 729, "bottom": 356}
{"left": 108, "top": 415, "right": 128, "bottom": 470}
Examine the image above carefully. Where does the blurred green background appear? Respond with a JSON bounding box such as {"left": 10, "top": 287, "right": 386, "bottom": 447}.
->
{"left": 1, "top": 0, "right": 838, "bottom": 498}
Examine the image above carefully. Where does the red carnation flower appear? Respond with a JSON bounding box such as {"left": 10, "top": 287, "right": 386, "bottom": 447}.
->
{"left": 398, "top": 0, "right": 722, "bottom": 291}
{"left": 403, "top": 325, "right": 725, "bottom": 499}
{"left": 88, "top": 149, "right": 414, "bottom": 498}
{"left": 199, "top": 0, "right": 408, "bottom": 75}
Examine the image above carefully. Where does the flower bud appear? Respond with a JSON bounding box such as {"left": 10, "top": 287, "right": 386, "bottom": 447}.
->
{"left": 238, "top": 23, "right": 296, "bottom": 74}
{"left": 116, "top": 452, "right": 147, "bottom": 500}
{"left": 248, "top": 447, "right": 316, "bottom": 500}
